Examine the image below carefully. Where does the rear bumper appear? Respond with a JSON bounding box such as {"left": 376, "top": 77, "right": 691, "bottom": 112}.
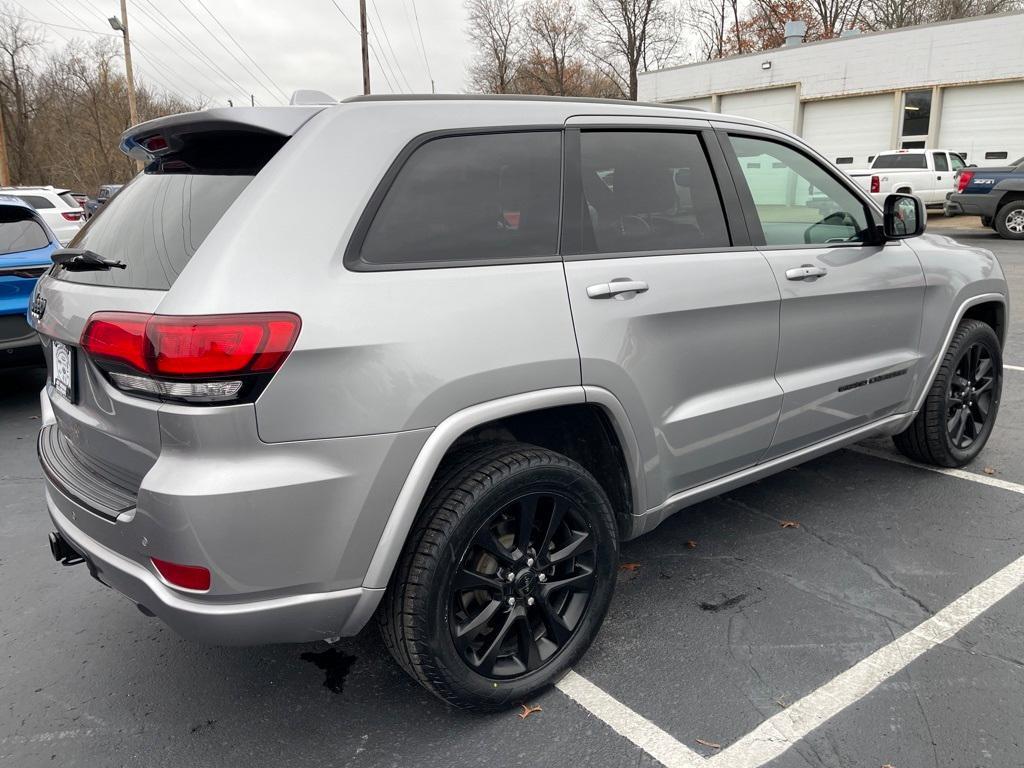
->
{"left": 46, "top": 485, "right": 384, "bottom": 645}
{"left": 945, "top": 192, "right": 999, "bottom": 219}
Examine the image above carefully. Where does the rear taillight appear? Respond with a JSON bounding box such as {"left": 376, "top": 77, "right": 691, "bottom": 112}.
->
{"left": 956, "top": 170, "right": 974, "bottom": 193}
{"left": 61, "top": 211, "right": 83, "bottom": 221}
{"left": 80, "top": 312, "right": 301, "bottom": 404}
{"left": 151, "top": 557, "right": 210, "bottom": 591}
{"left": 870, "top": 175, "right": 880, "bottom": 194}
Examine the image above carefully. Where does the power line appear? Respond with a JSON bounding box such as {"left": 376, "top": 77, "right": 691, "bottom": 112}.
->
{"left": 369, "top": 0, "right": 412, "bottom": 92}
{"left": 328, "top": 0, "right": 360, "bottom": 34}
{"left": 78, "top": 0, "right": 223, "bottom": 101}
{"left": 175, "top": 0, "right": 280, "bottom": 104}
{"left": 409, "top": 0, "right": 433, "bottom": 89}
{"left": 131, "top": 0, "right": 252, "bottom": 101}
{"left": 195, "top": 0, "right": 288, "bottom": 102}
{"left": 46, "top": 0, "right": 94, "bottom": 31}
{"left": 365, "top": 18, "right": 401, "bottom": 92}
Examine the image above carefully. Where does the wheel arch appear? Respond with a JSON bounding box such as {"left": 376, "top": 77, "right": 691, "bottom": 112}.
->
{"left": 912, "top": 292, "right": 1008, "bottom": 415}
{"left": 361, "top": 387, "right": 643, "bottom": 590}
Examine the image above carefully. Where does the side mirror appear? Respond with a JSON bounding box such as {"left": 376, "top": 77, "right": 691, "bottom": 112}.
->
{"left": 883, "top": 193, "right": 926, "bottom": 239}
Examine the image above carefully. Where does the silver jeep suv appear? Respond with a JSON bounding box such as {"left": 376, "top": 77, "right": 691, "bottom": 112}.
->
{"left": 31, "top": 95, "right": 1007, "bottom": 710}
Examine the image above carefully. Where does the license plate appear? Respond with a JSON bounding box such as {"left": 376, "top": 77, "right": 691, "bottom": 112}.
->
{"left": 52, "top": 340, "right": 75, "bottom": 402}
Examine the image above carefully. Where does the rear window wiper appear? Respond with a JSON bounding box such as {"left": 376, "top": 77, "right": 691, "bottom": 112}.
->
{"left": 52, "top": 248, "right": 127, "bottom": 272}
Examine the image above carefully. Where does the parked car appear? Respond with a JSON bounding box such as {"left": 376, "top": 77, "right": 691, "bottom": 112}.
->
{"left": 31, "top": 97, "right": 1007, "bottom": 711}
{"left": 83, "top": 184, "right": 123, "bottom": 219}
{"left": 944, "top": 157, "right": 1024, "bottom": 239}
{"left": 0, "top": 186, "right": 85, "bottom": 245}
{"left": 847, "top": 149, "right": 967, "bottom": 205}
{"left": 0, "top": 196, "right": 58, "bottom": 366}
{"left": 69, "top": 192, "right": 89, "bottom": 208}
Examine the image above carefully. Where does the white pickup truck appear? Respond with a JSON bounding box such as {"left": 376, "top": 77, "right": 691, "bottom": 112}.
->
{"left": 847, "top": 149, "right": 968, "bottom": 205}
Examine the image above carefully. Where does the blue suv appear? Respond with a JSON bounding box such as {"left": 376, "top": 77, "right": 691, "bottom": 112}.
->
{"left": 0, "top": 196, "right": 58, "bottom": 366}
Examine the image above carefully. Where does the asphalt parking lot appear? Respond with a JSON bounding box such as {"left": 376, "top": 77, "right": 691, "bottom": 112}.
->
{"left": 2, "top": 226, "right": 1023, "bottom": 768}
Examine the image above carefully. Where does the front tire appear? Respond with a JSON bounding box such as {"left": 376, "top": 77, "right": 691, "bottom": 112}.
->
{"left": 894, "top": 319, "right": 1002, "bottom": 467}
{"left": 994, "top": 200, "right": 1024, "bottom": 239}
{"left": 379, "top": 443, "right": 618, "bottom": 711}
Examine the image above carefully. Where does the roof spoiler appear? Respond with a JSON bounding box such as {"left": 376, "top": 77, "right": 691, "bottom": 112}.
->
{"left": 120, "top": 106, "right": 325, "bottom": 165}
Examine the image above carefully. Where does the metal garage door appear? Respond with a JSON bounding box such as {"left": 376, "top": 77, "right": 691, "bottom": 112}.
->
{"left": 802, "top": 94, "right": 894, "bottom": 169}
{"left": 720, "top": 87, "right": 796, "bottom": 132}
{"left": 671, "top": 97, "right": 713, "bottom": 111}
{"left": 939, "top": 82, "right": 1024, "bottom": 166}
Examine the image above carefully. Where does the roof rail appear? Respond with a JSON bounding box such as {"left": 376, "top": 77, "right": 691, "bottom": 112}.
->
{"left": 340, "top": 93, "right": 704, "bottom": 111}
{"left": 289, "top": 89, "right": 337, "bottom": 106}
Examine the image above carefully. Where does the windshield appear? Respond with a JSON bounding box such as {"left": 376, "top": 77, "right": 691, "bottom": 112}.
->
{"left": 871, "top": 154, "right": 927, "bottom": 169}
{"left": 53, "top": 173, "right": 252, "bottom": 290}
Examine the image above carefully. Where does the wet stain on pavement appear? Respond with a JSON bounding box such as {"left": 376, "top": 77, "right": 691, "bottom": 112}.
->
{"left": 301, "top": 648, "right": 358, "bottom": 694}
{"left": 699, "top": 593, "right": 748, "bottom": 612}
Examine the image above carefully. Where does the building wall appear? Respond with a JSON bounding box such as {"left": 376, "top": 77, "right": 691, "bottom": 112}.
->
{"left": 638, "top": 13, "right": 1024, "bottom": 167}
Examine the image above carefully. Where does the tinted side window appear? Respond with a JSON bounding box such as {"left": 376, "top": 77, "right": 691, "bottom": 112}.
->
{"left": 950, "top": 153, "right": 966, "bottom": 171}
{"left": 14, "top": 194, "right": 55, "bottom": 209}
{"left": 729, "top": 135, "right": 871, "bottom": 247}
{"left": 933, "top": 152, "right": 949, "bottom": 172}
{"left": 578, "top": 131, "right": 730, "bottom": 254}
{"left": 358, "top": 131, "right": 561, "bottom": 266}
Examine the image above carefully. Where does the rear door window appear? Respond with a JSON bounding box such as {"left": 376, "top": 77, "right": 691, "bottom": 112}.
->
{"left": 14, "top": 194, "right": 55, "bottom": 209}
{"left": 933, "top": 152, "right": 949, "bottom": 172}
{"left": 576, "top": 130, "right": 731, "bottom": 254}
{"left": 52, "top": 174, "right": 253, "bottom": 289}
{"left": 354, "top": 131, "right": 562, "bottom": 267}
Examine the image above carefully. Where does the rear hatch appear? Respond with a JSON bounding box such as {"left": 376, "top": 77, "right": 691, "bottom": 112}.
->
{"left": 30, "top": 107, "right": 322, "bottom": 513}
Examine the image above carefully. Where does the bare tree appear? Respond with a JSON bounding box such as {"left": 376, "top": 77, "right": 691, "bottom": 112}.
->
{"left": 860, "top": 0, "right": 926, "bottom": 28}
{"left": 0, "top": 7, "right": 44, "bottom": 182}
{"left": 685, "top": 0, "right": 729, "bottom": 60}
{"left": 806, "top": 0, "right": 866, "bottom": 37}
{"left": 927, "top": 0, "right": 1021, "bottom": 20}
{"left": 518, "top": 0, "right": 587, "bottom": 95}
{"left": 586, "top": 0, "right": 684, "bottom": 100}
{"left": 464, "top": 0, "right": 524, "bottom": 93}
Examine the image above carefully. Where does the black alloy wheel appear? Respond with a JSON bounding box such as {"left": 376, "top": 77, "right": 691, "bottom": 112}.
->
{"left": 450, "top": 491, "right": 596, "bottom": 679}
{"left": 946, "top": 340, "right": 996, "bottom": 450}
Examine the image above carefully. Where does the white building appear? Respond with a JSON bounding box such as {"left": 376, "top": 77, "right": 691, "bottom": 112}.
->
{"left": 638, "top": 12, "right": 1024, "bottom": 168}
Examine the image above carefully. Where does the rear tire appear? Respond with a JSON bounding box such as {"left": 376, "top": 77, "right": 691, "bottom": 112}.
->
{"left": 893, "top": 319, "right": 1002, "bottom": 467}
{"left": 994, "top": 200, "right": 1024, "bottom": 240}
{"left": 378, "top": 443, "right": 618, "bottom": 711}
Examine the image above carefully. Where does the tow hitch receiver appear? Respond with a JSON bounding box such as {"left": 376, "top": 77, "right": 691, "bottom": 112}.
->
{"left": 48, "top": 531, "right": 84, "bottom": 566}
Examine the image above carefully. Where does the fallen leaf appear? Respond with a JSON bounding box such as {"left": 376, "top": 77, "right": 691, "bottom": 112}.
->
{"left": 699, "top": 593, "right": 748, "bottom": 612}
{"left": 774, "top": 698, "right": 787, "bottom": 708}
{"left": 780, "top": 520, "right": 800, "bottom": 529}
{"left": 619, "top": 562, "right": 641, "bottom": 572}
{"left": 517, "top": 703, "right": 542, "bottom": 720}
{"left": 881, "top": 764, "right": 895, "bottom": 768}
{"left": 685, "top": 540, "right": 697, "bottom": 549}
{"left": 695, "top": 738, "right": 721, "bottom": 749}
{"left": 983, "top": 467, "right": 996, "bottom": 475}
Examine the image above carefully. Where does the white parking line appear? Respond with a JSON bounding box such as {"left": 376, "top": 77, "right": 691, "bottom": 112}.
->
{"left": 706, "top": 550, "right": 1024, "bottom": 767}
{"left": 849, "top": 444, "right": 1024, "bottom": 496}
{"left": 556, "top": 670, "right": 705, "bottom": 768}
{"left": 1006, "top": 364, "right": 1024, "bottom": 372}
{"left": 558, "top": 441, "right": 1024, "bottom": 768}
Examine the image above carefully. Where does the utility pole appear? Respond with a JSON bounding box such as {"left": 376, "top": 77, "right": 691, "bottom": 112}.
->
{"left": 359, "top": 0, "right": 370, "bottom": 95}
{"left": 0, "top": 98, "right": 10, "bottom": 186}
{"left": 109, "top": 1, "right": 141, "bottom": 170}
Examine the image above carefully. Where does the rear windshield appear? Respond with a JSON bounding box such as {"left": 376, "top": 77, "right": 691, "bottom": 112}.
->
{"left": 0, "top": 213, "right": 50, "bottom": 255}
{"left": 871, "top": 154, "right": 927, "bottom": 169}
{"left": 52, "top": 173, "right": 252, "bottom": 289}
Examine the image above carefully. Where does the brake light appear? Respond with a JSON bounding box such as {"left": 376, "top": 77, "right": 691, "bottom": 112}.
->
{"left": 151, "top": 557, "right": 210, "bottom": 591}
{"left": 870, "top": 176, "right": 880, "bottom": 194}
{"left": 957, "top": 170, "right": 974, "bottom": 193}
{"left": 61, "top": 211, "right": 83, "bottom": 221}
{"left": 80, "top": 312, "right": 301, "bottom": 403}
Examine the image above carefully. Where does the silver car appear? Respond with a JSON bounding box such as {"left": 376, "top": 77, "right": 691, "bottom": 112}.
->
{"left": 31, "top": 96, "right": 1008, "bottom": 710}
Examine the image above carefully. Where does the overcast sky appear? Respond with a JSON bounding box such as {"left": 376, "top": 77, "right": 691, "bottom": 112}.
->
{"left": 24, "top": 0, "right": 478, "bottom": 106}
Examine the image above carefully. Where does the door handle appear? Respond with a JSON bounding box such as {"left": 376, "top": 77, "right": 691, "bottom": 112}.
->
{"left": 587, "top": 279, "right": 649, "bottom": 300}
{"left": 785, "top": 265, "right": 828, "bottom": 281}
